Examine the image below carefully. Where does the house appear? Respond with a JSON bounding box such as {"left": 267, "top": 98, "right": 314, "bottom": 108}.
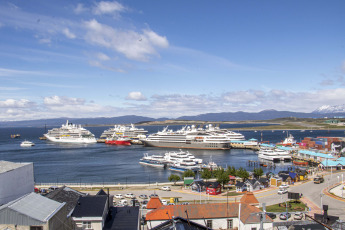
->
{"left": 258, "top": 178, "right": 270, "bottom": 188}
{"left": 151, "top": 216, "right": 211, "bottom": 230}
{"left": 280, "top": 174, "right": 293, "bottom": 185}
{"left": 0, "top": 161, "right": 34, "bottom": 205}
{"left": 45, "top": 186, "right": 87, "bottom": 217}
{"left": 228, "top": 175, "right": 237, "bottom": 185}
{"left": 0, "top": 192, "right": 71, "bottom": 230}
{"left": 235, "top": 181, "right": 247, "bottom": 192}
{"left": 205, "top": 182, "right": 221, "bottom": 195}
{"left": 103, "top": 206, "right": 140, "bottom": 230}
{"left": 71, "top": 195, "right": 110, "bottom": 230}
{"left": 184, "top": 177, "right": 194, "bottom": 187}
{"left": 146, "top": 202, "right": 273, "bottom": 230}
{"left": 270, "top": 177, "right": 282, "bottom": 187}
{"left": 240, "top": 192, "right": 259, "bottom": 208}
{"left": 191, "top": 180, "right": 206, "bottom": 192}
{"left": 146, "top": 197, "right": 163, "bottom": 212}
{"left": 244, "top": 179, "right": 264, "bottom": 192}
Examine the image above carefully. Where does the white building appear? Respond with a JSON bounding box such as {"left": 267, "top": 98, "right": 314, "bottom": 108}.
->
{"left": 0, "top": 161, "right": 34, "bottom": 205}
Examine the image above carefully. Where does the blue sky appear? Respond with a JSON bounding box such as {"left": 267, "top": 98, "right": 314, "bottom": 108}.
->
{"left": 0, "top": 0, "right": 344, "bottom": 121}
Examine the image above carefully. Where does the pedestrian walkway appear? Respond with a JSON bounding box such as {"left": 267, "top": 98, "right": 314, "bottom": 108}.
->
{"left": 326, "top": 183, "right": 345, "bottom": 201}
{"left": 300, "top": 196, "right": 321, "bottom": 216}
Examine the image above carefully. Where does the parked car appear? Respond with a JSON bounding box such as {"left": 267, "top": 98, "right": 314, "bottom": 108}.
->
{"left": 279, "top": 184, "right": 289, "bottom": 189}
{"left": 130, "top": 199, "right": 140, "bottom": 207}
{"left": 48, "top": 186, "right": 59, "bottom": 192}
{"left": 161, "top": 186, "right": 171, "bottom": 191}
{"left": 149, "top": 194, "right": 159, "bottom": 198}
{"left": 168, "top": 203, "right": 175, "bottom": 205}
{"left": 181, "top": 202, "right": 190, "bottom": 205}
{"left": 266, "top": 213, "right": 276, "bottom": 219}
{"left": 118, "top": 199, "right": 128, "bottom": 206}
{"left": 141, "top": 200, "right": 149, "bottom": 205}
{"left": 278, "top": 189, "right": 288, "bottom": 195}
{"left": 139, "top": 194, "right": 148, "bottom": 199}
{"left": 294, "top": 212, "right": 304, "bottom": 220}
{"left": 161, "top": 199, "right": 168, "bottom": 205}
{"left": 115, "top": 194, "right": 123, "bottom": 199}
{"left": 125, "top": 193, "right": 136, "bottom": 198}
{"left": 279, "top": 212, "right": 291, "bottom": 220}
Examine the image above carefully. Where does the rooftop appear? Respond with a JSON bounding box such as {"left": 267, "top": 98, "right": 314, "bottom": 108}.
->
{"left": 0, "top": 161, "right": 32, "bottom": 174}
{"left": 147, "top": 197, "right": 163, "bottom": 209}
{"left": 0, "top": 192, "right": 65, "bottom": 222}
{"left": 103, "top": 206, "right": 140, "bottom": 230}
{"left": 240, "top": 192, "right": 259, "bottom": 205}
{"left": 71, "top": 195, "right": 108, "bottom": 218}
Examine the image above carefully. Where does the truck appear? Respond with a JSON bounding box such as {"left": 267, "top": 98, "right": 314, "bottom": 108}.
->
{"left": 314, "top": 175, "right": 324, "bottom": 184}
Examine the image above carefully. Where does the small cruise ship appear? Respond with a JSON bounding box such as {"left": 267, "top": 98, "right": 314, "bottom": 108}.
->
{"left": 44, "top": 120, "right": 97, "bottom": 144}
{"left": 100, "top": 124, "right": 148, "bottom": 140}
{"left": 20, "top": 140, "right": 35, "bottom": 147}
{"left": 258, "top": 145, "right": 291, "bottom": 162}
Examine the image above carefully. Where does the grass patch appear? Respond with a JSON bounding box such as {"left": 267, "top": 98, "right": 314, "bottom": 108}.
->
{"left": 261, "top": 201, "right": 307, "bottom": 212}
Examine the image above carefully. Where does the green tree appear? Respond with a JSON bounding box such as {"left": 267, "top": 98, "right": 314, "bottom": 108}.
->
{"left": 236, "top": 167, "right": 250, "bottom": 182}
{"left": 201, "top": 168, "right": 212, "bottom": 181}
{"left": 168, "top": 174, "right": 181, "bottom": 185}
{"left": 213, "top": 168, "right": 225, "bottom": 178}
{"left": 253, "top": 168, "right": 264, "bottom": 178}
{"left": 226, "top": 166, "right": 236, "bottom": 176}
{"left": 182, "top": 170, "right": 195, "bottom": 178}
{"left": 216, "top": 171, "right": 230, "bottom": 188}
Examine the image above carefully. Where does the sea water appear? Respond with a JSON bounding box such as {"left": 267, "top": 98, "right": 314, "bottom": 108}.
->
{"left": 0, "top": 124, "right": 344, "bottom": 183}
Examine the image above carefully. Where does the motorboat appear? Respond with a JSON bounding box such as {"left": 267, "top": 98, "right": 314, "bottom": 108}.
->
{"left": 20, "top": 140, "right": 35, "bottom": 147}
{"left": 44, "top": 120, "right": 97, "bottom": 143}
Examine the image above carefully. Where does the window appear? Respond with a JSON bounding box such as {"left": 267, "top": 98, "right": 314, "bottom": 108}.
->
{"left": 82, "top": 222, "right": 92, "bottom": 229}
{"left": 206, "top": 220, "right": 212, "bottom": 228}
{"left": 251, "top": 228, "right": 257, "bottom": 230}
{"left": 227, "top": 219, "right": 233, "bottom": 229}
{"left": 30, "top": 227, "right": 43, "bottom": 230}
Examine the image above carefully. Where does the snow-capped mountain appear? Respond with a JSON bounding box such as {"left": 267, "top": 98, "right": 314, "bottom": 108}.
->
{"left": 313, "top": 104, "right": 345, "bottom": 114}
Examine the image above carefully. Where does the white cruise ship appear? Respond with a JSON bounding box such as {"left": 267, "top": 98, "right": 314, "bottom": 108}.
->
{"left": 100, "top": 124, "right": 148, "bottom": 139}
{"left": 44, "top": 120, "right": 97, "bottom": 143}
{"left": 142, "top": 125, "right": 235, "bottom": 150}
{"left": 258, "top": 146, "right": 291, "bottom": 162}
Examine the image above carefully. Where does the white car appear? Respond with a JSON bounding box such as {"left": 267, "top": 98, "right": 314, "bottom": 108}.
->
{"left": 115, "top": 194, "right": 123, "bottom": 199}
{"left": 294, "top": 212, "right": 304, "bottom": 220}
{"left": 278, "top": 189, "right": 288, "bottom": 195}
{"left": 125, "top": 193, "right": 136, "bottom": 198}
{"left": 279, "top": 184, "right": 289, "bottom": 189}
{"left": 161, "top": 186, "right": 171, "bottom": 191}
{"left": 118, "top": 199, "right": 128, "bottom": 206}
{"left": 161, "top": 199, "right": 168, "bottom": 205}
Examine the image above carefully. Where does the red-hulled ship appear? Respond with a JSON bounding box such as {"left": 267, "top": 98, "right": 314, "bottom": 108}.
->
{"left": 105, "top": 137, "right": 131, "bottom": 146}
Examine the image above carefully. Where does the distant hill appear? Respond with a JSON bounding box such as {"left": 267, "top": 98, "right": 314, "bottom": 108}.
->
{"left": 313, "top": 104, "right": 345, "bottom": 114}
{"left": 1, "top": 110, "right": 345, "bottom": 127}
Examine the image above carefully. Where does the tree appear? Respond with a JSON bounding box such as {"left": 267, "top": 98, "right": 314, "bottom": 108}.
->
{"left": 182, "top": 170, "right": 195, "bottom": 178}
{"left": 213, "top": 168, "right": 225, "bottom": 179}
{"left": 226, "top": 166, "right": 236, "bottom": 176}
{"left": 253, "top": 168, "right": 264, "bottom": 178}
{"left": 236, "top": 167, "right": 250, "bottom": 182}
{"left": 168, "top": 174, "right": 181, "bottom": 185}
{"left": 201, "top": 168, "right": 212, "bottom": 181}
{"left": 216, "top": 171, "right": 230, "bottom": 188}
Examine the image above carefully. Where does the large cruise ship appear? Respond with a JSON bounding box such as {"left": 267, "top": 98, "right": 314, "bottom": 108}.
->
{"left": 100, "top": 124, "right": 148, "bottom": 139}
{"left": 142, "top": 125, "right": 244, "bottom": 150}
{"left": 44, "top": 120, "right": 97, "bottom": 143}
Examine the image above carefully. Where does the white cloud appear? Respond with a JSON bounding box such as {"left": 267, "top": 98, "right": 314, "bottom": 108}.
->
{"left": 342, "top": 61, "right": 345, "bottom": 73}
{"left": 38, "top": 38, "right": 51, "bottom": 44}
{"left": 126, "top": 92, "right": 147, "bottom": 101}
{"left": 0, "top": 99, "right": 34, "bottom": 108}
{"left": 44, "top": 96, "right": 85, "bottom": 107}
{"left": 97, "top": 52, "right": 110, "bottom": 61}
{"left": 84, "top": 19, "right": 169, "bottom": 61}
{"left": 62, "top": 28, "right": 76, "bottom": 39}
{"left": 92, "top": 1, "right": 125, "bottom": 15}
{"left": 74, "top": 3, "right": 87, "bottom": 14}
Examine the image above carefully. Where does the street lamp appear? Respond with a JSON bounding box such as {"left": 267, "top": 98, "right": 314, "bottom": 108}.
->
{"left": 320, "top": 193, "right": 324, "bottom": 213}
{"left": 197, "top": 184, "right": 201, "bottom": 204}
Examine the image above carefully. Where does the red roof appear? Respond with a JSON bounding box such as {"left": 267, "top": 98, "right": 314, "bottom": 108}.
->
{"left": 146, "top": 197, "right": 163, "bottom": 209}
{"left": 240, "top": 192, "right": 259, "bottom": 205}
{"left": 146, "top": 202, "right": 272, "bottom": 224}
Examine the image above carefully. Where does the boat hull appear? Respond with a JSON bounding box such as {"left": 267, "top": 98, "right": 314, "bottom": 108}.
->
{"left": 105, "top": 140, "right": 131, "bottom": 146}
{"left": 139, "top": 160, "right": 166, "bottom": 168}
{"left": 142, "top": 140, "right": 230, "bottom": 150}
{"left": 44, "top": 135, "right": 97, "bottom": 144}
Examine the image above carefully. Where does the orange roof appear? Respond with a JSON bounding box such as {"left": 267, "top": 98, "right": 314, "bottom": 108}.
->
{"left": 146, "top": 197, "right": 163, "bottom": 209}
{"left": 240, "top": 192, "right": 259, "bottom": 205}
{"left": 146, "top": 203, "right": 272, "bottom": 224}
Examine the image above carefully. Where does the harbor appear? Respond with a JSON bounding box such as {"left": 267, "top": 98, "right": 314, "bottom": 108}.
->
{"left": 1, "top": 124, "right": 345, "bottom": 184}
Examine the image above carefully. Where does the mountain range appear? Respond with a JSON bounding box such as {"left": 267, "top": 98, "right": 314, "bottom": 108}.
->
{"left": 1, "top": 108, "right": 345, "bottom": 127}
{"left": 313, "top": 104, "right": 345, "bottom": 114}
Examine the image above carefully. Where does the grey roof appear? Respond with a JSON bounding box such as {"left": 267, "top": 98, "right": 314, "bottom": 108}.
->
{"left": 45, "top": 186, "right": 86, "bottom": 215}
{"left": 0, "top": 192, "right": 65, "bottom": 222}
{"left": 0, "top": 161, "right": 32, "bottom": 174}
{"left": 103, "top": 207, "right": 140, "bottom": 230}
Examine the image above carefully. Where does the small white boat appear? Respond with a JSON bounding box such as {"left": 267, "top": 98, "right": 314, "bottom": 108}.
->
{"left": 20, "top": 140, "right": 35, "bottom": 147}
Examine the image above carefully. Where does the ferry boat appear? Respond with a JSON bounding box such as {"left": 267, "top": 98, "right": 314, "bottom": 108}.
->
{"left": 100, "top": 124, "right": 148, "bottom": 140}
{"left": 142, "top": 125, "right": 238, "bottom": 150}
{"left": 105, "top": 136, "right": 131, "bottom": 146}
{"left": 164, "top": 150, "right": 203, "bottom": 164}
{"left": 139, "top": 153, "right": 167, "bottom": 168}
{"left": 258, "top": 148, "right": 291, "bottom": 162}
{"left": 168, "top": 162, "right": 200, "bottom": 172}
{"left": 44, "top": 120, "right": 97, "bottom": 144}
{"left": 20, "top": 140, "right": 35, "bottom": 147}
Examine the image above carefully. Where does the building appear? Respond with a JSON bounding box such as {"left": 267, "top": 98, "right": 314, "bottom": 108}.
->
{"left": 205, "top": 182, "right": 221, "bottom": 195}
{"left": 151, "top": 216, "right": 210, "bottom": 230}
{"left": 145, "top": 203, "right": 273, "bottom": 230}
{"left": 240, "top": 192, "right": 259, "bottom": 208}
{"left": 103, "top": 206, "right": 140, "bottom": 230}
{"left": 0, "top": 192, "right": 70, "bottom": 230}
{"left": 71, "top": 195, "right": 110, "bottom": 230}
{"left": 0, "top": 161, "right": 34, "bottom": 205}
